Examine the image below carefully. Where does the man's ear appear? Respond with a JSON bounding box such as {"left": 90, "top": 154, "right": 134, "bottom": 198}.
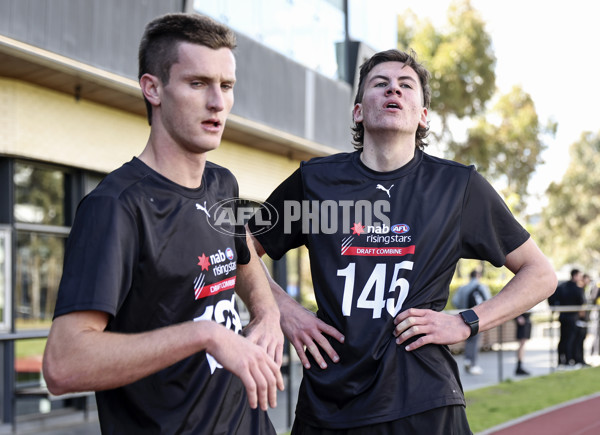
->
{"left": 353, "top": 103, "right": 363, "bottom": 123}
{"left": 419, "top": 107, "right": 428, "bottom": 129}
{"left": 139, "top": 73, "right": 161, "bottom": 106}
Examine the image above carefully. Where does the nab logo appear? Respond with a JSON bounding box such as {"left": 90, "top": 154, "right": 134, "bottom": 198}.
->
{"left": 225, "top": 247, "right": 234, "bottom": 261}
{"left": 391, "top": 223, "right": 410, "bottom": 234}
{"left": 210, "top": 249, "right": 228, "bottom": 265}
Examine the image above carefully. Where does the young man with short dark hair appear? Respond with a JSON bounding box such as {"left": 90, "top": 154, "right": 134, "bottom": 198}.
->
{"left": 44, "top": 13, "right": 284, "bottom": 434}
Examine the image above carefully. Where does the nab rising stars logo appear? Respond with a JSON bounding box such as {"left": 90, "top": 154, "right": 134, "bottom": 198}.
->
{"left": 341, "top": 221, "right": 415, "bottom": 257}
{"left": 193, "top": 248, "right": 237, "bottom": 300}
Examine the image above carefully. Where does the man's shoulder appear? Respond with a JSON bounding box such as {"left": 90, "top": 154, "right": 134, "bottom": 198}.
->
{"left": 468, "top": 283, "right": 483, "bottom": 295}
{"left": 205, "top": 160, "right": 235, "bottom": 175}
{"left": 459, "top": 280, "right": 477, "bottom": 291}
{"left": 301, "top": 151, "right": 355, "bottom": 168}
{"left": 421, "top": 152, "right": 476, "bottom": 174}
{"left": 204, "top": 162, "right": 244, "bottom": 201}
{"left": 90, "top": 159, "right": 146, "bottom": 199}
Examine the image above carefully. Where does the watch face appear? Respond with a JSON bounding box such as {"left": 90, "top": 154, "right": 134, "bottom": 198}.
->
{"left": 461, "top": 310, "right": 479, "bottom": 324}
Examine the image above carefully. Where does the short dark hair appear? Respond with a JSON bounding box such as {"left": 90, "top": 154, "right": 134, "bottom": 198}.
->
{"left": 351, "top": 49, "right": 431, "bottom": 150}
{"left": 138, "top": 13, "right": 237, "bottom": 124}
{"left": 570, "top": 269, "right": 581, "bottom": 279}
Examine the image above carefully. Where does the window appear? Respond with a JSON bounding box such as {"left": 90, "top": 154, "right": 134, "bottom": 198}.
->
{"left": 13, "top": 161, "right": 71, "bottom": 330}
{"left": 15, "top": 231, "right": 65, "bottom": 329}
{"left": 0, "top": 227, "right": 11, "bottom": 331}
{"left": 7, "top": 160, "right": 104, "bottom": 420}
{"left": 195, "top": 0, "right": 345, "bottom": 78}
{"left": 14, "top": 162, "right": 66, "bottom": 226}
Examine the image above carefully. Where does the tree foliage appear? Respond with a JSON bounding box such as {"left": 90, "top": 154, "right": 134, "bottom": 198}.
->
{"left": 398, "top": 0, "right": 496, "bottom": 142}
{"left": 398, "top": 0, "right": 553, "bottom": 214}
{"left": 14, "top": 163, "right": 65, "bottom": 225}
{"left": 451, "top": 86, "right": 555, "bottom": 214}
{"left": 538, "top": 132, "right": 600, "bottom": 270}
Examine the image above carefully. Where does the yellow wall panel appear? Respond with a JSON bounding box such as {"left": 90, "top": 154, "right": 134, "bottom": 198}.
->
{"left": 1, "top": 78, "right": 148, "bottom": 173}
{"left": 1, "top": 78, "right": 301, "bottom": 201}
{"left": 210, "top": 141, "right": 300, "bottom": 201}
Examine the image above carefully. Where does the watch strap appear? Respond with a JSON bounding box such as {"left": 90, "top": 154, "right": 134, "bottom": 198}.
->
{"left": 460, "top": 309, "right": 479, "bottom": 337}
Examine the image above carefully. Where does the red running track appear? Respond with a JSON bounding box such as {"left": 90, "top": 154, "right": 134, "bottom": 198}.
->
{"left": 484, "top": 393, "right": 600, "bottom": 435}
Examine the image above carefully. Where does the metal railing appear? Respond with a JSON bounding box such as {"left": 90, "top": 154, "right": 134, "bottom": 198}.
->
{"left": 461, "top": 305, "right": 600, "bottom": 384}
{"left": 1, "top": 307, "right": 599, "bottom": 433}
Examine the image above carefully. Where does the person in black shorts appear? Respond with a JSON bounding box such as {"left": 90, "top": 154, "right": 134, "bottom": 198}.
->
{"left": 248, "top": 48, "right": 556, "bottom": 434}
{"left": 43, "top": 13, "right": 283, "bottom": 434}
{"left": 515, "top": 312, "right": 532, "bottom": 375}
{"left": 555, "top": 269, "right": 585, "bottom": 367}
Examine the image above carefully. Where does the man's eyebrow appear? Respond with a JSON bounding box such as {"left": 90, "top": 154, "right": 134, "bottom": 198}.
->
{"left": 184, "top": 74, "right": 236, "bottom": 83}
{"left": 368, "top": 74, "right": 418, "bottom": 84}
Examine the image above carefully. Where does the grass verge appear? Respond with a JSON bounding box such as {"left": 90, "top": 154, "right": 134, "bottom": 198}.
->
{"left": 465, "top": 366, "right": 600, "bottom": 433}
{"left": 15, "top": 338, "right": 47, "bottom": 359}
{"left": 278, "top": 366, "right": 600, "bottom": 435}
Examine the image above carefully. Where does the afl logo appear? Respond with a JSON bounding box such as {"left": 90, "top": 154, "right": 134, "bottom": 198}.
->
{"left": 391, "top": 224, "right": 410, "bottom": 234}
{"left": 225, "top": 247, "right": 235, "bottom": 261}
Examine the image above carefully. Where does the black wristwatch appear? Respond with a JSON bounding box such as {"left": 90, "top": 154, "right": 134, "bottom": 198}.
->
{"left": 459, "top": 309, "right": 479, "bottom": 337}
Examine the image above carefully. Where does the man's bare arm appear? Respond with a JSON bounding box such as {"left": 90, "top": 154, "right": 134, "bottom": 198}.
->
{"left": 249, "top": 232, "right": 345, "bottom": 369}
{"left": 43, "top": 309, "right": 283, "bottom": 410}
{"left": 393, "top": 238, "right": 557, "bottom": 350}
{"left": 471, "top": 237, "right": 557, "bottom": 330}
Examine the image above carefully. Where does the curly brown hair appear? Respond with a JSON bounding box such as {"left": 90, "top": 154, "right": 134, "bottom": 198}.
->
{"left": 351, "top": 49, "right": 431, "bottom": 150}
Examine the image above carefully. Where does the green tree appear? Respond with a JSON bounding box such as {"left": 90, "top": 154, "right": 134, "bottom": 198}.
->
{"left": 398, "top": 0, "right": 496, "bottom": 143}
{"left": 398, "top": 1, "right": 553, "bottom": 214}
{"left": 451, "top": 86, "right": 555, "bottom": 214}
{"left": 539, "top": 131, "right": 600, "bottom": 270}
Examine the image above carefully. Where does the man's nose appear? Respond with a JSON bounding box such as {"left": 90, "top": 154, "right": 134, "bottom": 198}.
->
{"left": 386, "top": 84, "right": 401, "bottom": 96}
{"left": 207, "top": 87, "right": 225, "bottom": 111}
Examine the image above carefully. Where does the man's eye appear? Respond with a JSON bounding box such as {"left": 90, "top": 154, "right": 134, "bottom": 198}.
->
{"left": 221, "top": 83, "right": 234, "bottom": 91}
{"left": 375, "top": 82, "right": 387, "bottom": 87}
{"left": 400, "top": 83, "right": 413, "bottom": 89}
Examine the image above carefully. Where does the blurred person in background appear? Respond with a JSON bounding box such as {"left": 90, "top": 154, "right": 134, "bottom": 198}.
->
{"left": 555, "top": 269, "right": 585, "bottom": 367}
{"left": 458, "top": 270, "right": 492, "bottom": 375}
{"left": 514, "top": 312, "right": 532, "bottom": 375}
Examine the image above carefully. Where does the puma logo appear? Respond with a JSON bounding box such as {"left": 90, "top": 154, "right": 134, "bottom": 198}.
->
{"left": 376, "top": 184, "right": 394, "bottom": 198}
{"left": 196, "top": 201, "right": 211, "bottom": 218}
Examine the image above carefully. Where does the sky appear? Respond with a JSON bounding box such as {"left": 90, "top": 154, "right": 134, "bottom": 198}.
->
{"left": 382, "top": 0, "right": 600, "bottom": 213}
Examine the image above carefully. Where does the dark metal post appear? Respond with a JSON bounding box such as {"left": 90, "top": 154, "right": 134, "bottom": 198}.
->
{"left": 272, "top": 258, "right": 292, "bottom": 428}
{"left": 549, "top": 309, "right": 555, "bottom": 373}
{"left": 497, "top": 325, "right": 504, "bottom": 383}
{"left": 343, "top": 0, "right": 352, "bottom": 84}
